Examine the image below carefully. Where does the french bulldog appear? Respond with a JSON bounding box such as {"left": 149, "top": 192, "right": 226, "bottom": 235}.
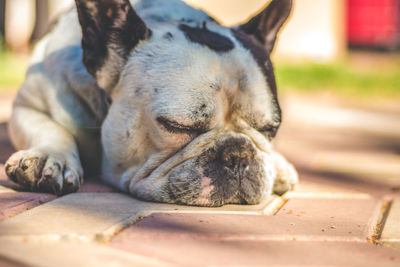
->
{"left": 5, "top": 0, "right": 297, "bottom": 206}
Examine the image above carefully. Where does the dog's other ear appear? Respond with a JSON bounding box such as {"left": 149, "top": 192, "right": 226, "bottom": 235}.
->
{"left": 75, "top": 0, "right": 151, "bottom": 91}
{"left": 238, "top": 0, "right": 292, "bottom": 53}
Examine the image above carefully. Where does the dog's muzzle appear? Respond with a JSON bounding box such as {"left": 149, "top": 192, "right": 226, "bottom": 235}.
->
{"left": 167, "top": 134, "right": 272, "bottom": 206}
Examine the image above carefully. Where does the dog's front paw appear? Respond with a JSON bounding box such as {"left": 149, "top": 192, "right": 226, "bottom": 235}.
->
{"left": 272, "top": 152, "right": 298, "bottom": 196}
{"left": 5, "top": 149, "right": 83, "bottom": 195}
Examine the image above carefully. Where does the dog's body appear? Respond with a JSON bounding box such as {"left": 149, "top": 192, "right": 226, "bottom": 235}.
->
{"left": 5, "top": 0, "right": 297, "bottom": 206}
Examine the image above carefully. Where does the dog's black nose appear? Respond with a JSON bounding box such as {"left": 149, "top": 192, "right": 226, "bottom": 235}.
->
{"left": 217, "top": 137, "right": 255, "bottom": 172}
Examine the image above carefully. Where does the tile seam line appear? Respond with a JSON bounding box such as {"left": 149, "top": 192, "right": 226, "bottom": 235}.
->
{"left": 112, "top": 235, "right": 370, "bottom": 242}
{"left": 0, "top": 196, "right": 56, "bottom": 221}
{"left": 0, "top": 234, "right": 369, "bottom": 244}
{"left": 263, "top": 195, "right": 289, "bottom": 215}
{"left": 95, "top": 203, "right": 275, "bottom": 244}
{"left": 371, "top": 197, "right": 393, "bottom": 245}
{"left": 96, "top": 210, "right": 153, "bottom": 243}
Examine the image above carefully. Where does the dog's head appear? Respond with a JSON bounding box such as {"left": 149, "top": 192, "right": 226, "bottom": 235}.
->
{"left": 75, "top": 0, "right": 293, "bottom": 206}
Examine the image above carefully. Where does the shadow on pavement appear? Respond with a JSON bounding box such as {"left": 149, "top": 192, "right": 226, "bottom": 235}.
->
{"left": 276, "top": 111, "right": 400, "bottom": 197}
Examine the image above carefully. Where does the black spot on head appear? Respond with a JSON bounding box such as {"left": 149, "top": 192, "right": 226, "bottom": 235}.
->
{"left": 232, "top": 29, "right": 281, "bottom": 125}
{"left": 180, "top": 18, "right": 194, "bottom": 23}
{"left": 238, "top": 73, "right": 249, "bottom": 92}
{"left": 154, "top": 88, "right": 159, "bottom": 93}
{"left": 231, "top": 103, "right": 241, "bottom": 113}
{"left": 210, "top": 83, "right": 221, "bottom": 91}
{"left": 163, "top": 32, "right": 173, "bottom": 40}
{"left": 200, "top": 104, "right": 207, "bottom": 110}
{"left": 232, "top": 30, "right": 275, "bottom": 95}
{"left": 179, "top": 23, "right": 234, "bottom": 52}
{"left": 135, "top": 87, "right": 143, "bottom": 95}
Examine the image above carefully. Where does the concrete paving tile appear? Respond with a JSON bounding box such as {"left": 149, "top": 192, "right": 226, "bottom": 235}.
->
{"left": 0, "top": 256, "right": 24, "bottom": 267}
{"left": 111, "top": 238, "right": 400, "bottom": 266}
{"left": 383, "top": 241, "right": 400, "bottom": 251}
{"left": 289, "top": 179, "right": 371, "bottom": 199}
{"left": 0, "top": 193, "right": 146, "bottom": 242}
{"left": 112, "top": 197, "right": 380, "bottom": 242}
{"left": 0, "top": 237, "right": 168, "bottom": 267}
{"left": 0, "top": 185, "right": 15, "bottom": 193}
{"left": 0, "top": 193, "right": 281, "bottom": 242}
{"left": 298, "top": 171, "right": 396, "bottom": 199}
{"left": 276, "top": 197, "right": 382, "bottom": 241}
{"left": 0, "top": 192, "right": 56, "bottom": 221}
{"left": 312, "top": 152, "right": 400, "bottom": 188}
{"left": 381, "top": 198, "right": 400, "bottom": 249}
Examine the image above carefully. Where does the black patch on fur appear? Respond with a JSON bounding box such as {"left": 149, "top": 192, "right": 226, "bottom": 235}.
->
{"left": 179, "top": 23, "right": 234, "bottom": 52}
{"left": 163, "top": 32, "right": 174, "bottom": 40}
{"left": 232, "top": 29, "right": 282, "bottom": 136}
{"left": 210, "top": 83, "right": 221, "bottom": 91}
{"left": 238, "top": 0, "right": 292, "bottom": 53}
{"left": 75, "top": 0, "right": 151, "bottom": 77}
{"left": 180, "top": 18, "right": 194, "bottom": 23}
{"left": 232, "top": 30, "right": 270, "bottom": 90}
{"left": 135, "top": 87, "right": 143, "bottom": 95}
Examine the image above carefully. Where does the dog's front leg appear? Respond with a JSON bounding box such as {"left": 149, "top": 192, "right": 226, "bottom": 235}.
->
{"left": 272, "top": 151, "right": 298, "bottom": 195}
{"left": 5, "top": 106, "right": 83, "bottom": 195}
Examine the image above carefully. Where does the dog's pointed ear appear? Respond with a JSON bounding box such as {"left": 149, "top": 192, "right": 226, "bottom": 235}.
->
{"left": 75, "top": 0, "right": 151, "bottom": 91}
{"left": 238, "top": 0, "right": 292, "bottom": 53}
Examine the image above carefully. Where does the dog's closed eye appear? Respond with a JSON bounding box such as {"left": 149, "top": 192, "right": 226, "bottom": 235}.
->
{"left": 156, "top": 116, "right": 205, "bottom": 135}
{"left": 258, "top": 125, "right": 278, "bottom": 139}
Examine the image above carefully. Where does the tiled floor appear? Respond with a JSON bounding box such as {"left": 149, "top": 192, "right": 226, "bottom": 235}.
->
{"left": 0, "top": 93, "right": 400, "bottom": 266}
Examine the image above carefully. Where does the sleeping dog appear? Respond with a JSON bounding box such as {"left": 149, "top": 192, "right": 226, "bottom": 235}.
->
{"left": 5, "top": 0, "right": 297, "bottom": 206}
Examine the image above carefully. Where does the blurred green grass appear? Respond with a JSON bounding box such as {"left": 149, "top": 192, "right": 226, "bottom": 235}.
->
{"left": 0, "top": 52, "right": 27, "bottom": 90}
{"left": 275, "top": 61, "right": 400, "bottom": 98}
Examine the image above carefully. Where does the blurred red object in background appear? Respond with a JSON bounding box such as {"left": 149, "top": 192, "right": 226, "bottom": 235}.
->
{"left": 347, "top": 0, "right": 400, "bottom": 49}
